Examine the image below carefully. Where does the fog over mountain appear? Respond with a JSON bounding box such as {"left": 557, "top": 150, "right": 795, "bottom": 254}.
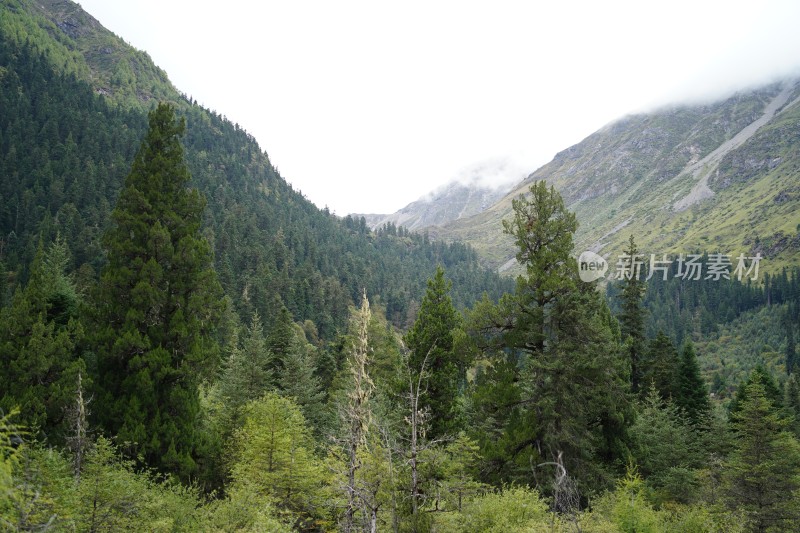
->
{"left": 355, "top": 157, "right": 525, "bottom": 231}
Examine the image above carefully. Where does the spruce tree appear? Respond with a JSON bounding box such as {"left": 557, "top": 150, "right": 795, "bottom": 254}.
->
{"left": 674, "top": 341, "right": 710, "bottom": 425}
{"left": 785, "top": 317, "right": 796, "bottom": 375}
{"left": 0, "top": 238, "right": 84, "bottom": 442}
{"left": 93, "top": 103, "right": 223, "bottom": 481}
{"left": 724, "top": 381, "right": 800, "bottom": 531}
{"left": 641, "top": 331, "right": 679, "bottom": 400}
{"left": 617, "top": 234, "right": 646, "bottom": 393}
{"left": 729, "top": 366, "right": 783, "bottom": 417}
{"left": 404, "top": 265, "right": 463, "bottom": 439}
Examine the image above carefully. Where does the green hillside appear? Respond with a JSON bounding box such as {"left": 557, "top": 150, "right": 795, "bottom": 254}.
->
{"left": 1, "top": 0, "right": 175, "bottom": 107}
{"left": 0, "top": 0, "right": 511, "bottom": 336}
{"left": 438, "top": 81, "right": 800, "bottom": 276}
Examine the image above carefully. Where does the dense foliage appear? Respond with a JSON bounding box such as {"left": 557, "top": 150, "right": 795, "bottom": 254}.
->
{"left": 0, "top": 27, "right": 512, "bottom": 339}
{"left": 2, "top": 5, "right": 800, "bottom": 530}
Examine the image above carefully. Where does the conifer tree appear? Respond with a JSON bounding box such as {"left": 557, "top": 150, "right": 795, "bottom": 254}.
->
{"left": 403, "top": 265, "right": 464, "bottom": 439}
{"left": 278, "top": 336, "right": 325, "bottom": 434}
{"left": 342, "top": 291, "right": 374, "bottom": 532}
{"left": 217, "top": 311, "right": 274, "bottom": 430}
{"left": 267, "top": 302, "right": 296, "bottom": 375}
{"left": 0, "top": 237, "right": 84, "bottom": 441}
{"left": 617, "top": 235, "right": 646, "bottom": 392}
{"left": 641, "top": 331, "right": 679, "bottom": 400}
{"left": 785, "top": 373, "right": 800, "bottom": 437}
{"left": 724, "top": 381, "right": 800, "bottom": 531}
{"left": 93, "top": 103, "right": 223, "bottom": 481}
{"left": 785, "top": 317, "right": 796, "bottom": 375}
{"left": 502, "top": 181, "right": 577, "bottom": 353}
{"left": 629, "top": 385, "right": 701, "bottom": 503}
{"left": 65, "top": 371, "right": 91, "bottom": 482}
{"left": 674, "top": 341, "right": 710, "bottom": 425}
{"left": 230, "top": 392, "right": 327, "bottom": 528}
{"left": 729, "top": 366, "right": 783, "bottom": 417}
{"left": 467, "top": 181, "right": 630, "bottom": 491}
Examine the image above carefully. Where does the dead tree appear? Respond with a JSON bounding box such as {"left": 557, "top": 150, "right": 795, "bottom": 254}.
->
{"left": 341, "top": 290, "right": 375, "bottom": 532}
{"left": 64, "top": 371, "right": 91, "bottom": 482}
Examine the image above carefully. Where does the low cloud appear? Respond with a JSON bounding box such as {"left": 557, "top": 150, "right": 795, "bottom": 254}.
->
{"left": 635, "top": 3, "right": 800, "bottom": 112}
{"left": 450, "top": 157, "right": 530, "bottom": 191}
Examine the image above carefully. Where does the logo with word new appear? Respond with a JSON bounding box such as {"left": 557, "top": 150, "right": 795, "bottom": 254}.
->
{"left": 578, "top": 251, "right": 608, "bottom": 282}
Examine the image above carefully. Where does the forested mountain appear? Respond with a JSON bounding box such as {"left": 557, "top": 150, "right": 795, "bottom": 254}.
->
{"left": 433, "top": 80, "right": 800, "bottom": 274}
{"left": 2, "top": 1, "right": 800, "bottom": 531}
{"left": 0, "top": 0, "right": 511, "bottom": 337}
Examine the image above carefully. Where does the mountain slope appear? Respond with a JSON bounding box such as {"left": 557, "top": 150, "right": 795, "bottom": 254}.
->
{"left": 436, "top": 81, "right": 800, "bottom": 275}
{"left": 1, "top": 0, "right": 175, "bottom": 107}
{"left": 0, "top": 0, "right": 512, "bottom": 337}
{"left": 358, "top": 180, "right": 511, "bottom": 232}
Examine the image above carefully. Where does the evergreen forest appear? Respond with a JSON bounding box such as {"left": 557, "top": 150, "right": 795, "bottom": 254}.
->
{"left": 2, "top": 2, "right": 800, "bottom": 531}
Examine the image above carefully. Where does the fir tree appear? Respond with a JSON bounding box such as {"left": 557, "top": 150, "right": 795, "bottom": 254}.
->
{"left": 0, "top": 237, "right": 84, "bottom": 442}
{"left": 724, "top": 381, "right": 800, "bottom": 532}
{"left": 674, "top": 341, "right": 710, "bottom": 425}
{"left": 785, "top": 315, "right": 796, "bottom": 375}
{"left": 617, "top": 234, "right": 646, "bottom": 392}
{"left": 785, "top": 373, "right": 800, "bottom": 437}
{"left": 217, "top": 311, "right": 274, "bottom": 428}
{"left": 93, "top": 103, "right": 223, "bottom": 481}
{"left": 278, "top": 337, "right": 325, "bottom": 435}
{"left": 729, "top": 366, "right": 783, "bottom": 417}
{"left": 267, "top": 302, "right": 295, "bottom": 376}
{"left": 629, "top": 385, "right": 701, "bottom": 503}
{"left": 641, "top": 331, "right": 679, "bottom": 400}
{"left": 403, "top": 265, "right": 464, "bottom": 439}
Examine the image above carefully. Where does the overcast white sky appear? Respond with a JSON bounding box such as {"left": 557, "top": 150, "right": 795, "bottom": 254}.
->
{"left": 78, "top": 0, "right": 800, "bottom": 215}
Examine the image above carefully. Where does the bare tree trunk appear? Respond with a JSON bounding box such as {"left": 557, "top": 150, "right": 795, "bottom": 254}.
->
{"left": 409, "top": 377, "right": 419, "bottom": 518}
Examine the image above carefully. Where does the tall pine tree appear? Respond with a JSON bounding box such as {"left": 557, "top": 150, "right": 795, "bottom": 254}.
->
{"left": 93, "top": 103, "right": 223, "bottom": 481}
